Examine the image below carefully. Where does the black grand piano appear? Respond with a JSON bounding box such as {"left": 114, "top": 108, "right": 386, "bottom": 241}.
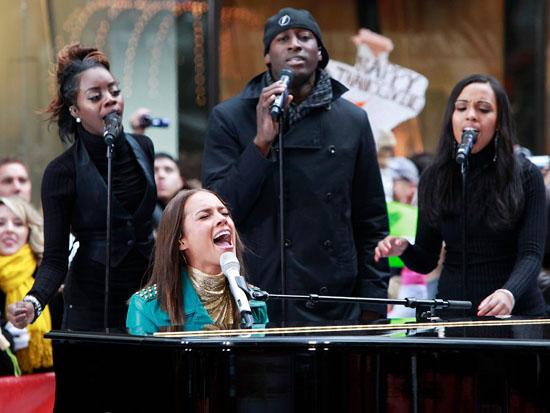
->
{"left": 46, "top": 317, "right": 550, "bottom": 412}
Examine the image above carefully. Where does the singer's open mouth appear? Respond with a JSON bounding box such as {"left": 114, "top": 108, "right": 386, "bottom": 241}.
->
{"left": 103, "top": 110, "right": 121, "bottom": 120}
{"left": 286, "top": 56, "right": 305, "bottom": 63}
{"left": 213, "top": 230, "right": 233, "bottom": 249}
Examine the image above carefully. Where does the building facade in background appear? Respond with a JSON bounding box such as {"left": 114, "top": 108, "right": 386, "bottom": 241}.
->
{"left": 2, "top": 0, "right": 549, "bottom": 202}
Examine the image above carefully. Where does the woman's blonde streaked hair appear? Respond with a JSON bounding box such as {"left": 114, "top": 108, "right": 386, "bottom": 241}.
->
{"left": 0, "top": 196, "right": 44, "bottom": 263}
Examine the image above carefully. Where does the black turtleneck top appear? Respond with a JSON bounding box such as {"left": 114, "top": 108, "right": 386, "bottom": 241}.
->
{"left": 28, "top": 126, "right": 155, "bottom": 327}
{"left": 79, "top": 125, "right": 147, "bottom": 213}
{"left": 401, "top": 143, "right": 547, "bottom": 316}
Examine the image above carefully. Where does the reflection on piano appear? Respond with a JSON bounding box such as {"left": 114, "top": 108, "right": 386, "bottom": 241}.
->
{"left": 46, "top": 317, "right": 550, "bottom": 412}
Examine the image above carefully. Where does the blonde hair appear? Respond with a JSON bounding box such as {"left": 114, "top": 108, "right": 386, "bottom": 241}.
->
{"left": 0, "top": 196, "right": 44, "bottom": 262}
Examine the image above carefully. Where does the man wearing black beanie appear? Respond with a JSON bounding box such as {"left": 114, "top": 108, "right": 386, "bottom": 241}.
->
{"left": 202, "top": 8, "right": 390, "bottom": 323}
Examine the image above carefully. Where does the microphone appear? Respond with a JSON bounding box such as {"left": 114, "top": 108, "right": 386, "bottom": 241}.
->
{"left": 455, "top": 128, "right": 478, "bottom": 164}
{"left": 220, "top": 252, "right": 254, "bottom": 328}
{"left": 270, "top": 68, "right": 293, "bottom": 119}
{"left": 445, "top": 300, "right": 472, "bottom": 310}
{"left": 103, "top": 113, "right": 121, "bottom": 147}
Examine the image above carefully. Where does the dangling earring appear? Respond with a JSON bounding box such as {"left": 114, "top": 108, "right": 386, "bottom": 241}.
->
{"left": 76, "top": 117, "right": 81, "bottom": 123}
{"left": 493, "top": 131, "right": 499, "bottom": 163}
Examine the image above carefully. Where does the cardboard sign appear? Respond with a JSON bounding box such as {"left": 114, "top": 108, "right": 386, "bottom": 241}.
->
{"left": 326, "top": 44, "right": 428, "bottom": 143}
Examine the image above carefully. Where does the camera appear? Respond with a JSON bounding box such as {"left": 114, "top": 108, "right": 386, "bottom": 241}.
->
{"left": 527, "top": 155, "right": 550, "bottom": 169}
{"left": 139, "top": 114, "right": 170, "bottom": 128}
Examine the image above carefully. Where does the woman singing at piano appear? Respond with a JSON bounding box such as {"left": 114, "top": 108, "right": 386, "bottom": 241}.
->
{"left": 126, "top": 189, "right": 268, "bottom": 335}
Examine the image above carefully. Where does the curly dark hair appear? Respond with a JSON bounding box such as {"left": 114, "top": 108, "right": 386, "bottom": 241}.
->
{"left": 41, "top": 43, "right": 110, "bottom": 144}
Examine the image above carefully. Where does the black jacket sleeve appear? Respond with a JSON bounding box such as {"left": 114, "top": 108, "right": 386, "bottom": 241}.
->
{"left": 28, "top": 156, "right": 75, "bottom": 308}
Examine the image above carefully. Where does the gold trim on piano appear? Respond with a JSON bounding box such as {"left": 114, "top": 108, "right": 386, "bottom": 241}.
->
{"left": 152, "top": 317, "right": 550, "bottom": 338}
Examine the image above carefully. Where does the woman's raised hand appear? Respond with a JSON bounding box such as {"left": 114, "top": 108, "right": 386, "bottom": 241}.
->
{"left": 374, "top": 236, "right": 409, "bottom": 262}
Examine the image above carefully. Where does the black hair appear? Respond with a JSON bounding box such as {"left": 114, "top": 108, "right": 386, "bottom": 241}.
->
{"left": 41, "top": 43, "right": 110, "bottom": 144}
{"left": 154, "top": 152, "right": 178, "bottom": 163}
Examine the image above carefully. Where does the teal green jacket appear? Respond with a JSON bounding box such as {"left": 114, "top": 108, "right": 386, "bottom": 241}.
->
{"left": 126, "top": 268, "right": 269, "bottom": 335}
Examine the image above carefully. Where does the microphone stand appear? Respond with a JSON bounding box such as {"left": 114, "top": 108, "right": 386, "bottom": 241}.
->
{"left": 276, "top": 111, "right": 288, "bottom": 324}
{"left": 257, "top": 293, "right": 472, "bottom": 322}
{"left": 460, "top": 161, "right": 469, "bottom": 316}
{"left": 242, "top": 312, "right": 254, "bottom": 329}
{"left": 235, "top": 283, "right": 472, "bottom": 323}
{"left": 104, "top": 141, "right": 114, "bottom": 331}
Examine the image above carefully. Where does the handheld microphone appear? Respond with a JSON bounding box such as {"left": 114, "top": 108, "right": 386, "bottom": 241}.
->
{"left": 103, "top": 113, "right": 121, "bottom": 147}
{"left": 220, "top": 252, "right": 254, "bottom": 328}
{"left": 455, "top": 128, "right": 478, "bottom": 164}
{"left": 270, "top": 68, "right": 293, "bottom": 119}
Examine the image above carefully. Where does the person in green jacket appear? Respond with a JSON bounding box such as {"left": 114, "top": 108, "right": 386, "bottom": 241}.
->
{"left": 126, "top": 189, "right": 268, "bottom": 335}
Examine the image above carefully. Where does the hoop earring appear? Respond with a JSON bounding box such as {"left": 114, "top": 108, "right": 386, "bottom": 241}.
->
{"left": 493, "top": 131, "right": 499, "bottom": 163}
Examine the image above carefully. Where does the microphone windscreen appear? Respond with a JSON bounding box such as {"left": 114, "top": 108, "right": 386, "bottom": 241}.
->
{"left": 220, "top": 251, "right": 240, "bottom": 273}
{"left": 462, "top": 128, "right": 478, "bottom": 142}
{"left": 104, "top": 112, "right": 121, "bottom": 129}
{"left": 279, "top": 67, "right": 293, "bottom": 82}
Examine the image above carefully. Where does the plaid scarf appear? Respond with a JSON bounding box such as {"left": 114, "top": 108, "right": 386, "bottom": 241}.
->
{"left": 265, "top": 69, "right": 333, "bottom": 127}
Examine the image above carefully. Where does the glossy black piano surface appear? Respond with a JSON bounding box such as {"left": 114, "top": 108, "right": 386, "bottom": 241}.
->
{"left": 46, "top": 317, "right": 550, "bottom": 412}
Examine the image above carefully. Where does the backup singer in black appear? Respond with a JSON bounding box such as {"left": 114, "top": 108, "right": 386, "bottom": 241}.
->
{"left": 8, "top": 44, "right": 156, "bottom": 331}
{"left": 375, "top": 74, "right": 547, "bottom": 318}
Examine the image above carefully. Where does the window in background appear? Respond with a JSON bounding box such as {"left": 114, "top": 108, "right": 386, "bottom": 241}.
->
{"left": 505, "top": 0, "right": 548, "bottom": 155}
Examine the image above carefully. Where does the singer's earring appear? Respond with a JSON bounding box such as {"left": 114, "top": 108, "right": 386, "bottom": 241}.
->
{"left": 178, "top": 239, "right": 184, "bottom": 247}
{"left": 76, "top": 117, "right": 81, "bottom": 123}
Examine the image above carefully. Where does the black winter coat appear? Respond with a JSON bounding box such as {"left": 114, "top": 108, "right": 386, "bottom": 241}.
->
{"left": 202, "top": 72, "right": 390, "bottom": 323}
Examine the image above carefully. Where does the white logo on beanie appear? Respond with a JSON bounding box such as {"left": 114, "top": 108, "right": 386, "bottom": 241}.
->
{"left": 278, "top": 15, "right": 291, "bottom": 26}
